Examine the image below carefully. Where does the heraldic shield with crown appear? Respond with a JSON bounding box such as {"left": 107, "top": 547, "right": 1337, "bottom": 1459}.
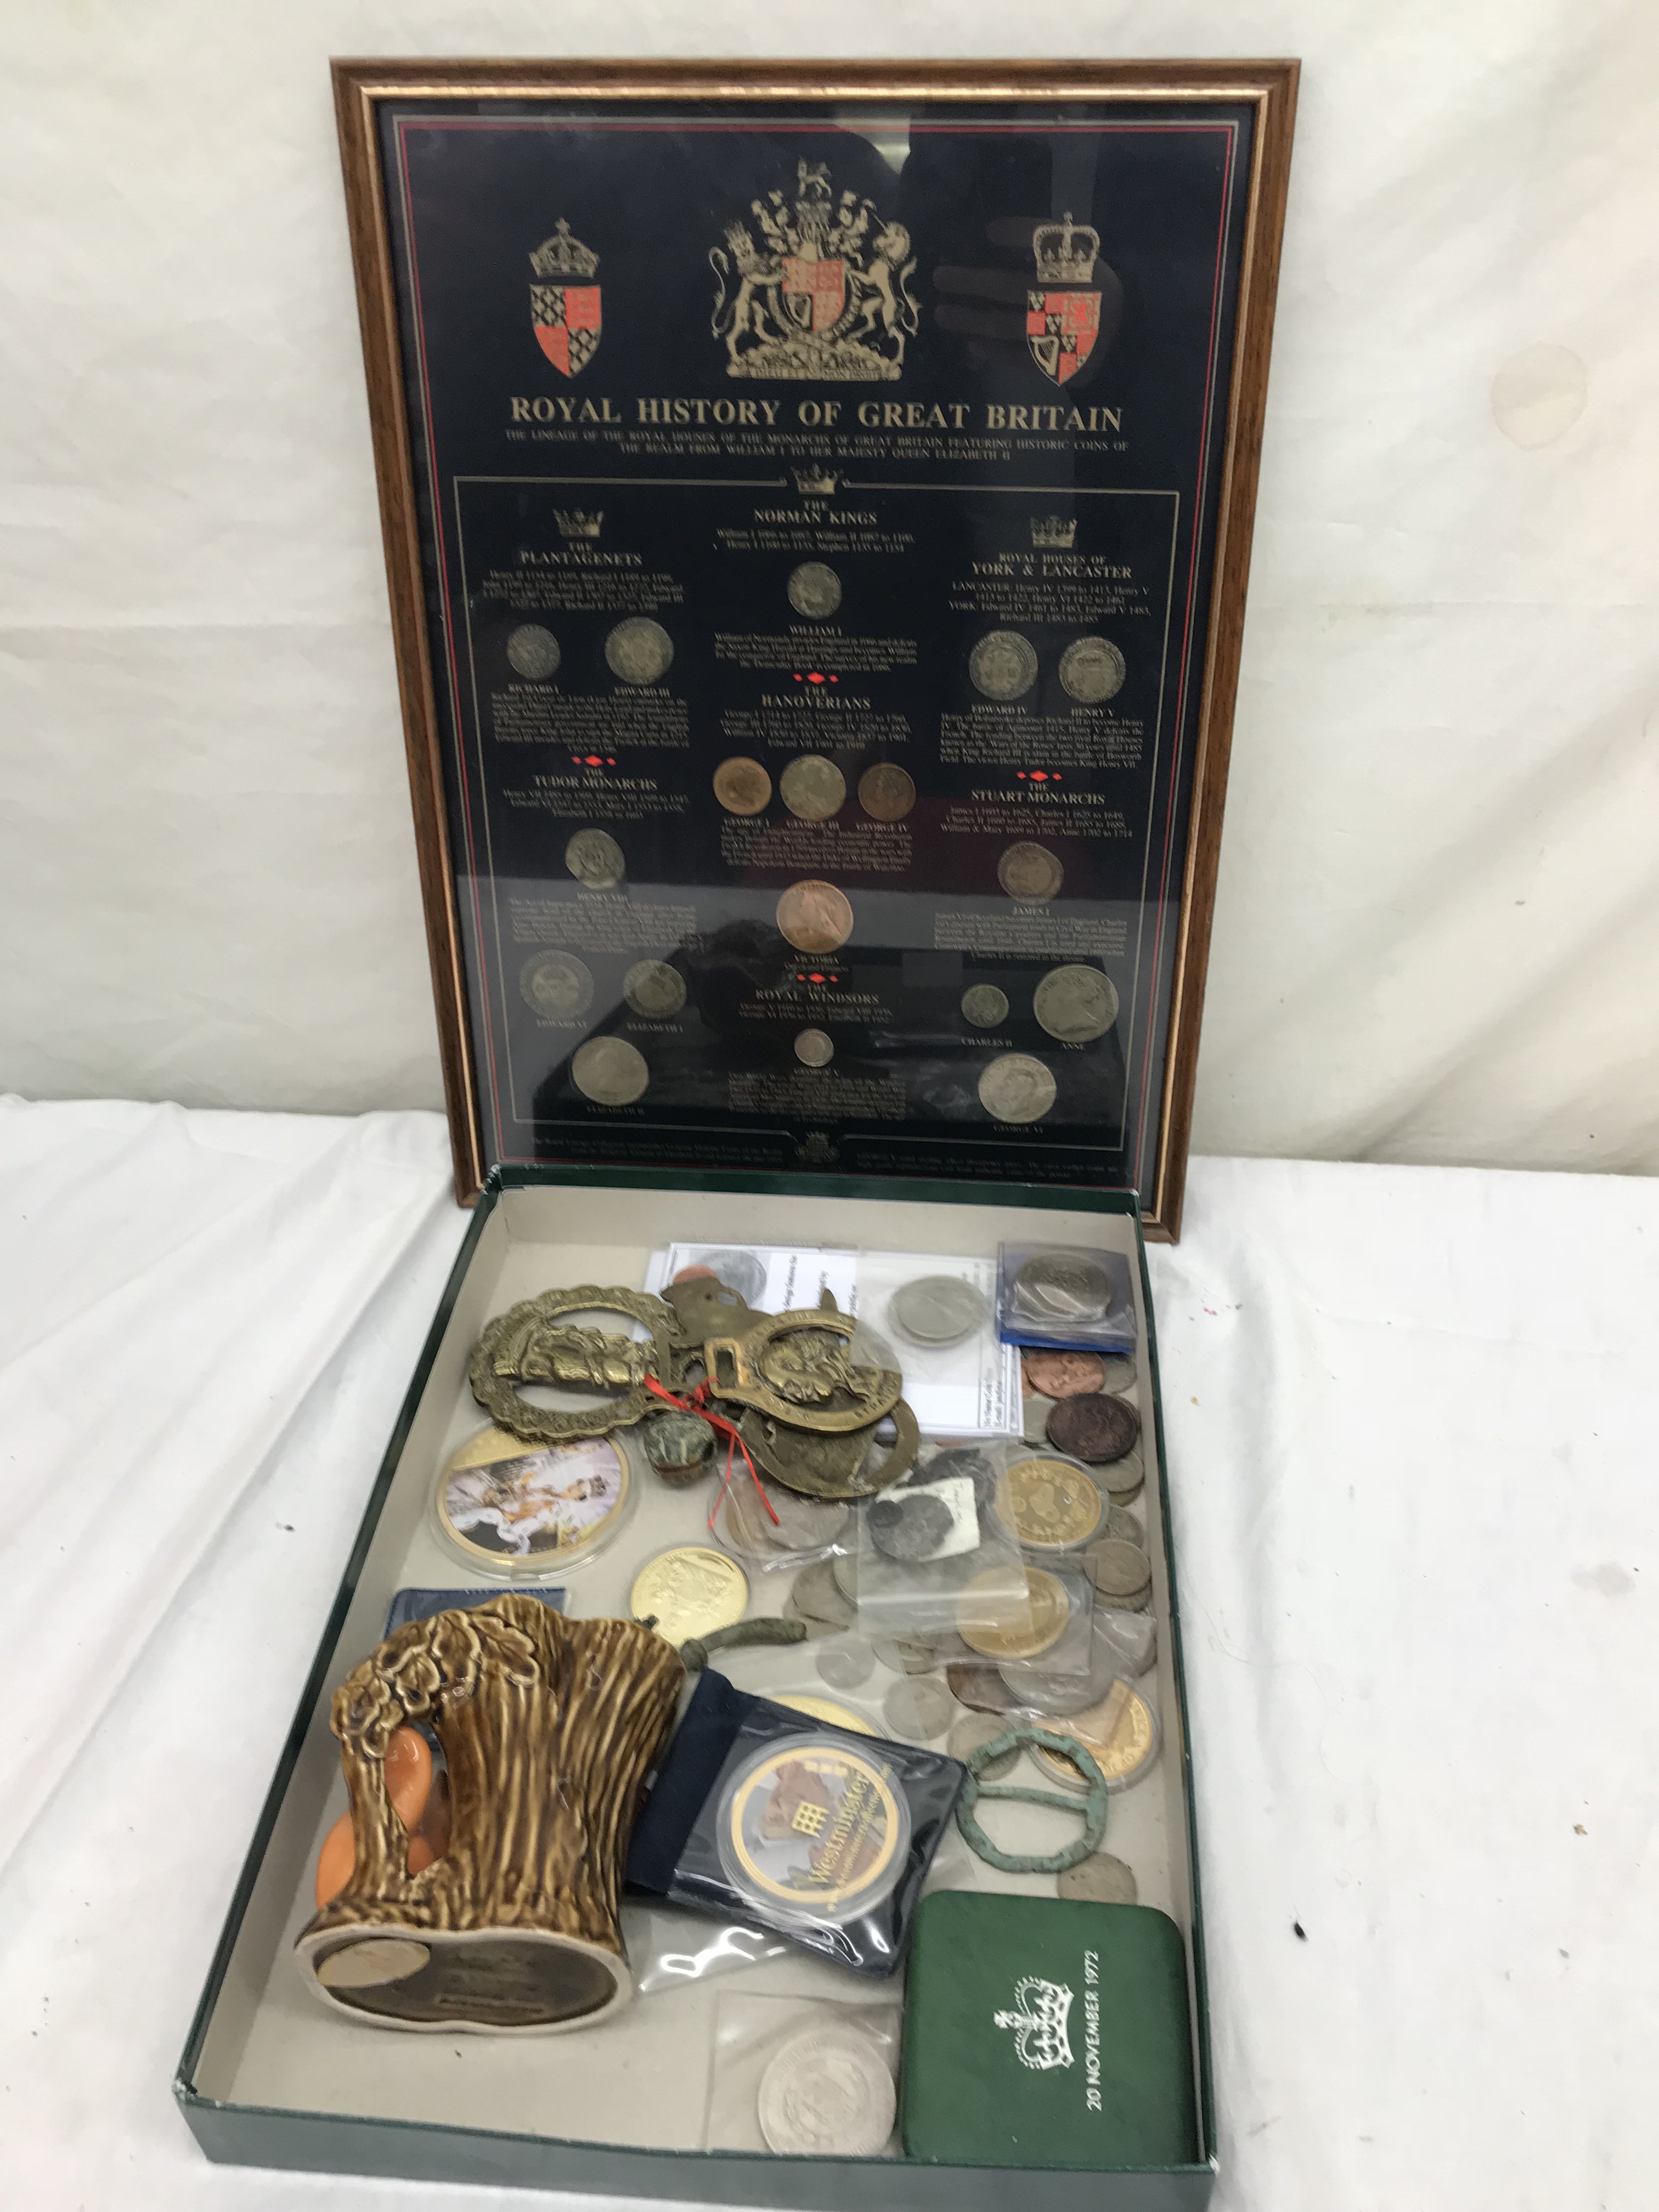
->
{"left": 529, "top": 218, "right": 601, "bottom": 376}
{"left": 710, "top": 159, "right": 919, "bottom": 381}
{"left": 1027, "top": 212, "right": 1102, "bottom": 385}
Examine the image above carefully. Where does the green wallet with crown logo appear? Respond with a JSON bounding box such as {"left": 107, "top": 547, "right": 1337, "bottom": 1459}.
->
{"left": 900, "top": 1892, "right": 1199, "bottom": 2168}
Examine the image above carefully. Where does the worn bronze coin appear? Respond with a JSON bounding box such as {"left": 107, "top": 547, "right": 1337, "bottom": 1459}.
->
{"left": 505, "top": 623, "right": 561, "bottom": 680}
{"left": 779, "top": 754, "right": 846, "bottom": 821}
{"left": 1058, "top": 1851, "right": 1138, "bottom": 1905}
{"left": 857, "top": 763, "right": 916, "bottom": 821}
{"left": 868, "top": 1491, "right": 953, "bottom": 1563}
{"left": 604, "top": 616, "right": 674, "bottom": 685}
{"left": 1034, "top": 965, "right": 1120, "bottom": 1043}
{"left": 978, "top": 1053, "right": 1057, "bottom": 1124}
{"left": 565, "top": 828, "right": 625, "bottom": 890}
{"left": 713, "top": 756, "right": 772, "bottom": 815}
{"left": 1046, "top": 1392, "right": 1141, "bottom": 1466}
{"left": 1058, "top": 635, "right": 1126, "bottom": 704}
{"left": 997, "top": 842, "right": 1064, "bottom": 903}
{"left": 571, "top": 1036, "right": 649, "bottom": 1106}
{"left": 776, "top": 879, "right": 854, "bottom": 955}
{"left": 622, "top": 960, "right": 686, "bottom": 1019}
{"left": 787, "top": 561, "right": 843, "bottom": 618}
{"left": 961, "top": 984, "right": 1009, "bottom": 1029}
{"left": 969, "top": 629, "right": 1037, "bottom": 701}
{"left": 1022, "top": 1349, "right": 1107, "bottom": 1400}
{"left": 518, "top": 949, "right": 594, "bottom": 1020}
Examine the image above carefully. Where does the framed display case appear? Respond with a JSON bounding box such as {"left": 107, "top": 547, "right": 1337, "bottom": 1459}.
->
{"left": 332, "top": 58, "right": 1297, "bottom": 1237}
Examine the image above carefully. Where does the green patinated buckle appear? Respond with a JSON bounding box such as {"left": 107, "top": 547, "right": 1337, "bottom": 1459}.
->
{"left": 955, "top": 1724, "right": 1109, "bottom": 1873}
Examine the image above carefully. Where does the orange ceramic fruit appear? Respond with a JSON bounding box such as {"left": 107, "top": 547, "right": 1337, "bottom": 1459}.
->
{"left": 313, "top": 1726, "right": 436, "bottom": 1906}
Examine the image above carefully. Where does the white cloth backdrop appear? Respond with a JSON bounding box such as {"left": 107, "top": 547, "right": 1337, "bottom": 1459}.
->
{"left": 2, "top": 1100, "right": 1656, "bottom": 2212}
{"left": 2, "top": 3, "right": 1657, "bottom": 1173}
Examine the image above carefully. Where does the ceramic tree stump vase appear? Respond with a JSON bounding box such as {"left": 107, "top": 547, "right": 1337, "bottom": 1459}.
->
{"left": 295, "top": 1595, "right": 682, "bottom": 2033}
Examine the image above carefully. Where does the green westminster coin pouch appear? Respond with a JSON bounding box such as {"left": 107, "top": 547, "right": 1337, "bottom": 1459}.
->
{"left": 900, "top": 1891, "right": 1198, "bottom": 2168}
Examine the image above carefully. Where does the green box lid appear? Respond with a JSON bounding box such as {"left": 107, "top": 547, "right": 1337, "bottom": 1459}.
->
{"left": 900, "top": 1892, "right": 1198, "bottom": 2169}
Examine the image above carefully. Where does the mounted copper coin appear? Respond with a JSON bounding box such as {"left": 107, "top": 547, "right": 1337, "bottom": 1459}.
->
{"left": 776, "top": 880, "right": 853, "bottom": 955}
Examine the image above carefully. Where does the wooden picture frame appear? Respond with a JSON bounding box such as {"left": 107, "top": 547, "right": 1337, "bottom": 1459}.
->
{"left": 333, "top": 59, "right": 1297, "bottom": 1238}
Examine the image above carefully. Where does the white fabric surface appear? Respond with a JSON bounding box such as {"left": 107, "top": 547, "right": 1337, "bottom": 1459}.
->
{"left": 1, "top": 1109, "right": 1655, "bottom": 2209}
{"left": 3, "top": 3, "right": 1658, "bottom": 1178}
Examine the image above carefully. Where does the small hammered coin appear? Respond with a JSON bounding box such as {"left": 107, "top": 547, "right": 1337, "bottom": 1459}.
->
{"left": 1046, "top": 1393, "right": 1141, "bottom": 1466}
{"left": 787, "top": 560, "right": 843, "bottom": 618}
{"left": 969, "top": 629, "right": 1038, "bottom": 701}
{"left": 505, "top": 624, "right": 560, "bottom": 680}
{"left": 1058, "top": 635, "right": 1126, "bottom": 704}
{"left": 604, "top": 616, "right": 674, "bottom": 685}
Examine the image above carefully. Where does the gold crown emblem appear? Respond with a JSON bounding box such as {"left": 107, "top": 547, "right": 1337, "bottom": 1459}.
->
{"left": 794, "top": 464, "right": 837, "bottom": 495}
{"left": 529, "top": 219, "right": 599, "bottom": 280}
{"left": 555, "top": 509, "right": 603, "bottom": 539}
{"left": 1032, "top": 211, "right": 1098, "bottom": 286}
{"left": 1030, "top": 515, "right": 1077, "bottom": 549}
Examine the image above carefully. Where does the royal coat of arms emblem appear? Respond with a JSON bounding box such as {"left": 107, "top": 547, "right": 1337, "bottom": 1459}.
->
{"left": 994, "top": 1976, "right": 1076, "bottom": 2070}
{"left": 529, "top": 219, "right": 601, "bottom": 377}
{"left": 710, "top": 160, "right": 919, "bottom": 381}
{"left": 1026, "top": 211, "right": 1102, "bottom": 385}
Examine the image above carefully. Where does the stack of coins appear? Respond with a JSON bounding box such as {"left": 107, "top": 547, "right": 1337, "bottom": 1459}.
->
{"left": 1083, "top": 1537, "right": 1153, "bottom": 1612}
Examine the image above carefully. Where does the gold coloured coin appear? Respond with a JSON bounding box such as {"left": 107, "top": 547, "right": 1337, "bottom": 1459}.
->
{"left": 997, "top": 842, "right": 1064, "bottom": 902}
{"left": 438, "top": 1427, "right": 630, "bottom": 1571}
{"left": 630, "top": 1545, "right": 749, "bottom": 1645}
{"left": 776, "top": 879, "right": 854, "bottom": 955}
{"left": 779, "top": 754, "right": 847, "bottom": 821}
{"left": 978, "top": 1053, "right": 1057, "bottom": 1124}
{"left": 713, "top": 756, "right": 772, "bottom": 815}
{"left": 995, "top": 1458, "right": 1105, "bottom": 1550}
{"left": 774, "top": 1692, "right": 874, "bottom": 1734}
{"left": 1032, "top": 1679, "right": 1159, "bottom": 1793}
{"left": 571, "top": 1036, "right": 649, "bottom": 1105}
{"left": 957, "top": 1565, "right": 1070, "bottom": 1660}
{"left": 857, "top": 763, "right": 916, "bottom": 821}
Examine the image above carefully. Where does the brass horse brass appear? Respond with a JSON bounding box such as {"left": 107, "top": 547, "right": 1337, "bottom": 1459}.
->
{"left": 469, "top": 1286, "right": 680, "bottom": 1443}
{"left": 703, "top": 1295, "right": 904, "bottom": 1432}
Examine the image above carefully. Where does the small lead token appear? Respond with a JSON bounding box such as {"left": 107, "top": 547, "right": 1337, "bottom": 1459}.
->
{"left": 1046, "top": 1392, "right": 1141, "bottom": 1466}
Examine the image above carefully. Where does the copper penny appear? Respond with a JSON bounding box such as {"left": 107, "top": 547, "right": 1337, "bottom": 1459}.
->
{"left": 1022, "top": 1350, "right": 1108, "bottom": 1400}
{"left": 1046, "top": 1392, "right": 1141, "bottom": 1465}
{"left": 857, "top": 763, "right": 916, "bottom": 821}
{"left": 776, "top": 879, "right": 853, "bottom": 955}
{"left": 713, "top": 756, "right": 772, "bottom": 815}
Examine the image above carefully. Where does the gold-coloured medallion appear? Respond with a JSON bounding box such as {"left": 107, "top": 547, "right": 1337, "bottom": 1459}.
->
{"left": 1032, "top": 1679, "right": 1158, "bottom": 1792}
{"left": 957, "top": 1565, "right": 1070, "bottom": 1660}
{"left": 630, "top": 1545, "right": 749, "bottom": 1645}
{"left": 995, "top": 1458, "right": 1105, "bottom": 1549}
{"left": 773, "top": 1693, "right": 874, "bottom": 1734}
